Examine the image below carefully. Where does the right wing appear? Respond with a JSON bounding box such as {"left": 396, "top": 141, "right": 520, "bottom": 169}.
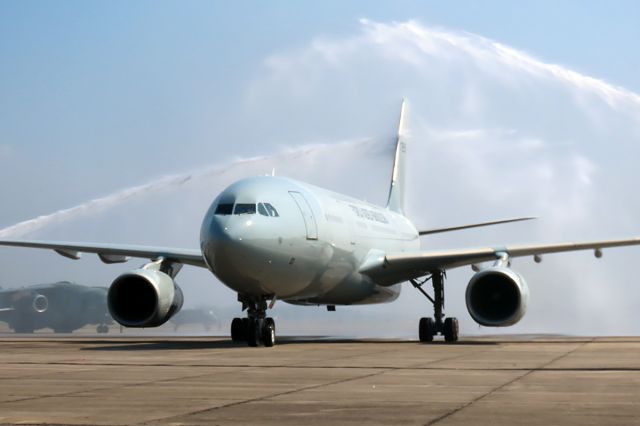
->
{"left": 0, "top": 239, "right": 206, "bottom": 268}
{"left": 360, "top": 236, "right": 640, "bottom": 286}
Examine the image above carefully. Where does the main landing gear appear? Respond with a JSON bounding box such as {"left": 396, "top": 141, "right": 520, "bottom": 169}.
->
{"left": 230, "top": 295, "right": 276, "bottom": 347}
{"left": 411, "top": 270, "right": 459, "bottom": 343}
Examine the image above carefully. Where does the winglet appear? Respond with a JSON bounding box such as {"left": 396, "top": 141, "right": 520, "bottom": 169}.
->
{"left": 386, "top": 99, "right": 407, "bottom": 214}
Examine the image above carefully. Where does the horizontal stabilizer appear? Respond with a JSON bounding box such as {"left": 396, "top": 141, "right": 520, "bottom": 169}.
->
{"left": 418, "top": 217, "right": 536, "bottom": 236}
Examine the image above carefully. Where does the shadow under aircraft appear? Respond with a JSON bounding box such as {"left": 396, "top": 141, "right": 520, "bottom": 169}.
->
{"left": 0, "top": 281, "right": 112, "bottom": 333}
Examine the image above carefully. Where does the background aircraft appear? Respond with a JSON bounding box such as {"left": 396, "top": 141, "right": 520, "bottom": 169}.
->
{"left": 0, "top": 101, "right": 639, "bottom": 347}
{"left": 0, "top": 281, "right": 112, "bottom": 333}
{"left": 170, "top": 307, "right": 219, "bottom": 332}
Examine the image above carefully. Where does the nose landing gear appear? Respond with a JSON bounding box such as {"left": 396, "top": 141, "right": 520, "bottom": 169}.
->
{"left": 230, "top": 295, "right": 276, "bottom": 347}
{"left": 411, "top": 270, "right": 459, "bottom": 343}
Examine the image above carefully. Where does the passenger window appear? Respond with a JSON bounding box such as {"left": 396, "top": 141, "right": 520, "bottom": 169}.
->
{"left": 215, "top": 203, "right": 234, "bottom": 215}
{"left": 258, "top": 203, "right": 269, "bottom": 216}
{"left": 234, "top": 204, "right": 256, "bottom": 215}
{"left": 265, "top": 203, "right": 279, "bottom": 217}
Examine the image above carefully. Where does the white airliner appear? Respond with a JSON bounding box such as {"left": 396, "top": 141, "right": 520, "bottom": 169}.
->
{"left": 1, "top": 101, "right": 639, "bottom": 347}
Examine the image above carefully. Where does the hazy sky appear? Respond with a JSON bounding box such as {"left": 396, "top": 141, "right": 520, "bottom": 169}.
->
{"left": 1, "top": 1, "right": 639, "bottom": 336}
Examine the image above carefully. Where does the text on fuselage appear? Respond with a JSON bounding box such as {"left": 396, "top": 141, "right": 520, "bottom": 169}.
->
{"left": 349, "top": 205, "right": 389, "bottom": 224}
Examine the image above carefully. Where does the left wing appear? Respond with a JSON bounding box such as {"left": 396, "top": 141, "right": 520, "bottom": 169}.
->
{"left": 0, "top": 240, "right": 206, "bottom": 268}
{"left": 360, "top": 236, "right": 640, "bottom": 286}
{"left": 418, "top": 217, "right": 536, "bottom": 236}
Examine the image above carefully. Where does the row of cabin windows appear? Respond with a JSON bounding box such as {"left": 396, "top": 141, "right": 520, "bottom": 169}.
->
{"left": 215, "top": 202, "right": 280, "bottom": 217}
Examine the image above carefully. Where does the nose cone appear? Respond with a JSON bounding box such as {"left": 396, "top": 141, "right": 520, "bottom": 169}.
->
{"left": 201, "top": 213, "right": 268, "bottom": 290}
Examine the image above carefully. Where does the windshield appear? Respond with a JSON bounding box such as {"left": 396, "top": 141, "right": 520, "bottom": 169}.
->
{"left": 215, "top": 203, "right": 234, "bottom": 215}
{"left": 215, "top": 202, "right": 279, "bottom": 216}
{"left": 233, "top": 204, "right": 256, "bottom": 215}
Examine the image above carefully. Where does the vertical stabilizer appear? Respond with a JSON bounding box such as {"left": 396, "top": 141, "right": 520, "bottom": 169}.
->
{"left": 386, "top": 99, "right": 407, "bottom": 214}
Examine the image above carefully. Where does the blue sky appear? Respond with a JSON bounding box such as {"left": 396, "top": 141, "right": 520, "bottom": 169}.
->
{"left": 1, "top": 1, "right": 638, "bottom": 160}
{"left": 0, "top": 1, "right": 637, "bottom": 210}
{"left": 1, "top": 1, "right": 640, "bottom": 335}
{"left": 2, "top": 1, "right": 639, "bottom": 158}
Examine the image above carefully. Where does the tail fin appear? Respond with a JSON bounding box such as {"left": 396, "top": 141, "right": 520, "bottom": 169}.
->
{"left": 386, "top": 99, "right": 407, "bottom": 214}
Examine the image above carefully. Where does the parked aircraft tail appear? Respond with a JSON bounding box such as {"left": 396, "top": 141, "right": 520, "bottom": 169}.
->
{"left": 386, "top": 99, "right": 407, "bottom": 214}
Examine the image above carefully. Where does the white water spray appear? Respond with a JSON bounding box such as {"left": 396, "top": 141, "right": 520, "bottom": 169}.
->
{"left": 0, "top": 139, "right": 372, "bottom": 239}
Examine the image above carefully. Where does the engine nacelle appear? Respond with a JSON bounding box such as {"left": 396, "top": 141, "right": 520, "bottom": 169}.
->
{"left": 465, "top": 266, "right": 529, "bottom": 327}
{"left": 32, "top": 294, "right": 48, "bottom": 313}
{"left": 107, "top": 269, "right": 183, "bottom": 327}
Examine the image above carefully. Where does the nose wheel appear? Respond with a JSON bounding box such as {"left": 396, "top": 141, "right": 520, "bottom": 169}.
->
{"left": 231, "top": 295, "right": 276, "bottom": 347}
{"left": 412, "top": 270, "right": 459, "bottom": 343}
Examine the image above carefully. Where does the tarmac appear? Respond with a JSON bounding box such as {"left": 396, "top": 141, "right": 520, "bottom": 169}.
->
{"left": 0, "top": 333, "right": 639, "bottom": 425}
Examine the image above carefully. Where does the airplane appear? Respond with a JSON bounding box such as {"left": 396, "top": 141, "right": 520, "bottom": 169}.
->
{"left": 0, "top": 281, "right": 112, "bottom": 333}
{"left": 0, "top": 100, "right": 639, "bottom": 347}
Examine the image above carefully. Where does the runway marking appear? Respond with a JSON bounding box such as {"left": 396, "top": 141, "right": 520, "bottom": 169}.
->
{"left": 423, "top": 338, "right": 594, "bottom": 426}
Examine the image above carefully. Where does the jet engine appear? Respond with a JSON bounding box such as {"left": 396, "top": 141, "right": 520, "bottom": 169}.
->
{"left": 32, "top": 294, "right": 48, "bottom": 313}
{"left": 465, "top": 266, "right": 529, "bottom": 327}
{"left": 107, "top": 268, "right": 183, "bottom": 327}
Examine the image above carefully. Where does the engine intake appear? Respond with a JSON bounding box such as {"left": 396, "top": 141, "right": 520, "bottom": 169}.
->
{"left": 465, "top": 266, "right": 529, "bottom": 327}
{"left": 32, "top": 294, "right": 48, "bottom": 313}
{"left": 108, "top": 269, "right": 183, "bottom": 327}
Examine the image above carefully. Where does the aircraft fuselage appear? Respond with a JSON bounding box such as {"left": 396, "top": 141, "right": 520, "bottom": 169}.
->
{"left": 200, "top": 176, "right": 420, "bottom": 305}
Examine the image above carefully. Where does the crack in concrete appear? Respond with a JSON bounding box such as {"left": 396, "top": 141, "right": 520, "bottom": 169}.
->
{"left": 423, "top": 339, "right": 594, "bottom": 426}
{"left": 143, "top": 343, "right": 495, "bottom": 425}
{"left": 143, "top": 369, "right": 389, "bottom": 425}
{"left": 0, "top": 370, "right": 212, "bottom": 405}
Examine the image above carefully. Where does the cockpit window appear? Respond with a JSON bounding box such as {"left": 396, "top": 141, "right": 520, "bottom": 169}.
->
{"left": 265, "top": 203, "right": 279, "bottom": 217}
{"left": 215, "top": 203, "right": 234, "bottom": 215}
{"left": 257, "top": 203, "right": 269, "bottom": 216}
{"left": 234, "top": 203, "right": 256, "bottom": 215}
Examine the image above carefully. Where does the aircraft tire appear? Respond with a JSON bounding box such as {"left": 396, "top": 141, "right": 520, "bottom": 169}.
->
{"left": 231, "top": 318, "right": 245, "bottom": 342}
{"left": 262, "top": 318, "right": 276, "bottom": 347}
{"left": 247, "top": 319, "right": 261, "bottom": 347}
{"left": 418, "top": 317, "right": 435, "bottom": 343}
{"left": 443, "top": 317, "right": 459, "bottom": 342}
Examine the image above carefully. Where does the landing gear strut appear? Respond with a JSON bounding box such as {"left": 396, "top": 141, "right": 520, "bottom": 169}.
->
{"left": 230, "top": 295, "right": 276, "bottom": 347}
{"left": 411, "top": 270, "right": 459, "bottom": 343}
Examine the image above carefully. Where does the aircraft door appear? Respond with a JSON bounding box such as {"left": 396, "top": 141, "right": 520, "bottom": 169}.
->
{"left": 289, "top": 191, "right": 318, "bottom": 240}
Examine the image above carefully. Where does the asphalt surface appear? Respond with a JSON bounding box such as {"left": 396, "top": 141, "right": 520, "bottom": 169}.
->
{"left": 0, "top": 334, "right": 639, "bottom": 425}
